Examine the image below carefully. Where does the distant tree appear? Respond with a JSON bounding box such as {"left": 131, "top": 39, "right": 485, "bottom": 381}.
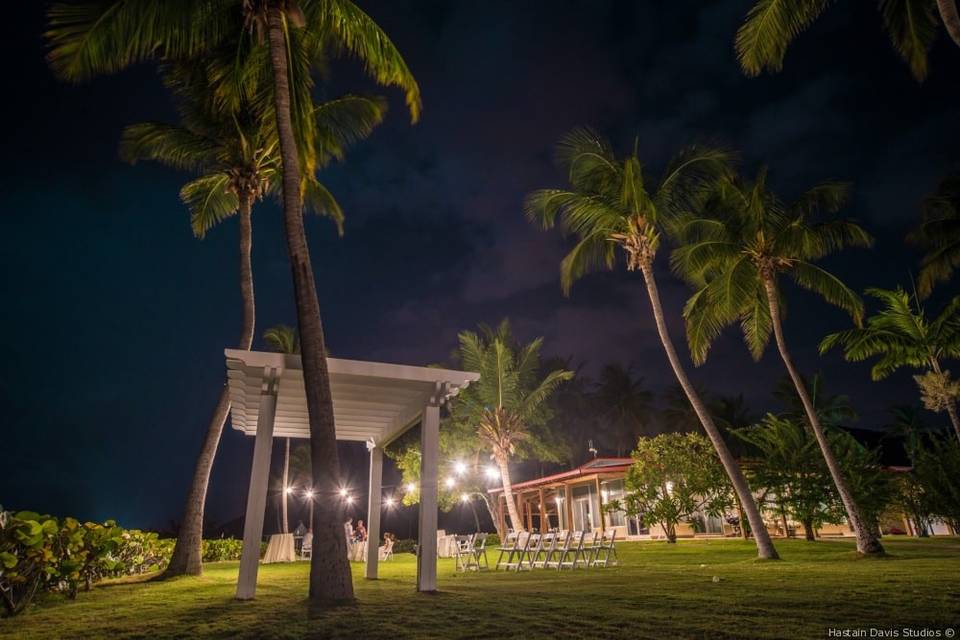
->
{"left": 733, "top": 415, "right": 841, "bottom": 541}
{"left": 910, "top": 173, "right": 960, "bottom": 298}
{"left": 735, "top": 0, "right": 960, "bottom": 82}
{"left": 672, "top": 168, "right": 883, "bottom": 554}
{"left": 821, "top": 287, "right": 960, "bottom": 443}
{"left": 445, "top": 320, "right": 573, "bottom": 532}
{"left": 610, "top": 433, "right": 734, "bottom": 543}
{"left": 831, "top": 431, "right": 897, "bottom": 538}
{"left": 524, "top": 129, "right": 780, "bottom": 559}
{"left": 773, "top": 373, "right": 859, "bottom": 429}
{"left": 913, "top": 435, "right": 960, "bottom": 533}
{"left": 593, "top": 363, "right": 655, "bottom": 456}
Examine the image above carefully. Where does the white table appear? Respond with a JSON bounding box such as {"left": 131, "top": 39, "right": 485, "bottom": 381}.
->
{"left": 262, "top": 533, "right": 296, "bottom": 563}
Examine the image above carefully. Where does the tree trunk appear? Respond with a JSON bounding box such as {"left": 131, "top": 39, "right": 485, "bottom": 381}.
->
{"left": 762, "top": 277, "right": 884, "bottom": 555}
{"left": 495, "top": 452, "right": 524, "bottom": 532}
{"left": 478, "top": 493, "right": 504, "bottom": 539}
{"left": 638, "top": 262, "right": 779, "bottom": 560}
{"left": 945, "top": 398, "right": 960, "bottom": 445}
{"left": 735, "top": 496, "right": 750, "bottom": 539}
{"left": 665, "top": 522, "right": 677, "bottom": 543}
{"left": 266, "top": 5, "right": 353, "bottom": 603}
{"left": 469, "top": 500, "right": 482, "bottom": 533}
{"left": 802, "top": 518, "right": 816, "bottom": 541}
{"left": 164, "top": 193, "right": 257, "bottom": 577}
{"left": 282, "top": 438, "right": 290, "bottom": 534}
{"left": 936, "top": 0, "right": 960, "bottom": 48}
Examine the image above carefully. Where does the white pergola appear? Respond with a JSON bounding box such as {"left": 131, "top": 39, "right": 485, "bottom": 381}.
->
{"left": 225, "top": 348, "right": 479, "bottom": 599}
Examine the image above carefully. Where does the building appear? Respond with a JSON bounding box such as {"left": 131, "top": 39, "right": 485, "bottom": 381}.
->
{"left": 487, "top": 457, "right": 733, "bottom": 540}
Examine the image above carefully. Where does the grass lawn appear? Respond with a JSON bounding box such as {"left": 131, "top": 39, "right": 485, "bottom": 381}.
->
{"left": 1, "top": 537, "right": 958, "bottom": 639}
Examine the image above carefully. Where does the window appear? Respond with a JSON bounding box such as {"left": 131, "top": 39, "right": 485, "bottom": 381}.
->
{"left": 601, "top": 480, "right": 626, "bottom": 528}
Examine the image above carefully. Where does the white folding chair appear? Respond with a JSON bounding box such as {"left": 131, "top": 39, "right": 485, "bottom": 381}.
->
{"left": 378, "top": 538, "right": 394, "bottom": 561}
{"left": 300, "top": 533, "right": 312, "bottom": 560}
{"left": 558, "top": 531, "right": 586, "bottom": 570}
{"left": 520, "top": 533, "right": 542, "bottom": 571}
{"left": 495, "top": 531, "right": 519, "bottom": 570}
{"left": 454, "top": 534, "right": 477, "bottom": 572}
{"left": 582, "top": 531, "right": 601, "bottom": 567}
{"left": 591, "top": 529, "right": 618, "bottom": 567}
{"left": 471, "top": 533, "right": 490, "bottom": 571}
{"left": 499, "top": 531, "right": 531, "bottom": 571}
{"left": 546, "top": 530, "right": 569, "bottom": 569}
{"left": 531, "top": 532, "right": 555, "bottom": 569}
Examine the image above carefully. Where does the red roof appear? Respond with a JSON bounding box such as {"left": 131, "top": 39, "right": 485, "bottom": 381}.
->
{"left": 488, "top": 457, "right": 633, "bottom": 494}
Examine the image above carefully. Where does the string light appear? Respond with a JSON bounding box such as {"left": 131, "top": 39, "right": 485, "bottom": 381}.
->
{"left": 460, "top": 493, "right": 470, "bottom": 503}
{"left": 385, "top": 497, "right": 395, "bottom": 508}
{"left": 305, "top": 489, "right": 315, "bottom": 500}
{"left": 453, "top": 461, "right": 467, "bottom": 476}
{"left": 346, "top": 496, "right": 355, "bottom": 504}
{"left": 444, "top": 477, "right": 456, "bottom": 489}
{"left": 284, "top": 486, "right": 293, "bottom": 495}
{"left": 405, "top": 482, "right": 416, "bottom": 493}
{"left": 338, "top": 488, "right": 349, "bottom": 498}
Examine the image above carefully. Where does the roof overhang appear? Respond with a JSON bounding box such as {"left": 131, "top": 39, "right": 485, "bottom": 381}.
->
{"left": 225, "top": 349, "right": 479, "bottom": 446}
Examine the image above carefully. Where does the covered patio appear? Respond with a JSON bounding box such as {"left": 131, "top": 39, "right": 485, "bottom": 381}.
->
{"left": 224, "top": 348, "right": 479, "bottom": 599}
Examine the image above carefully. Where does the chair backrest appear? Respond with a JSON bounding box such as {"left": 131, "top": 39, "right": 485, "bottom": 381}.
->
{"left": 604, "top": 529, "right": 616, "bottom": 545}
{"left": 570, "top": 530, "right": 585, "bottom": 548}
{"left": 517, "top": 531, "right": 530, "bottom": 549}
{"left": 302, "top": 534, "right": 312, "bottom": 551}
{"left": 555, "top": 530, "right": 571, "bottom": 550}
{"left": 502, "top": 531, "right": 518, "bottom": 549}
{"left": 527, "top": 532, "right": 542, "bottom": 551}
{"left": 385, "top": 538, "right": 394, "bottom": 552}
{"left": 473, "top": 533, "right": 488, "bottom": 551}
{"left": 541, "top": 531, "right": 556, "bottom": 550}
{"left": 456, "top": 534, "right": 474, "bottom": 553}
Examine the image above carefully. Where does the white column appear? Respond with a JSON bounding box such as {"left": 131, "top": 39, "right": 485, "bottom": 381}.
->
{"left": 235, "top": 387, "right": 277, "bottom": 600}
{"left": 416, "top": 395, "right": 440, "bottom": 592}
{"left": 365, "top": 444, "right": 383, "bottom": 579}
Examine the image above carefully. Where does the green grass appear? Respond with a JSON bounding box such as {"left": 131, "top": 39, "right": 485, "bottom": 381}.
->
{"left": 2, "top": 538, "right": 958, "bottom": 639}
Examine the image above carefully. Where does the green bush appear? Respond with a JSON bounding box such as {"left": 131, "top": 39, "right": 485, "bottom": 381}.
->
{"left": 202, "top": 538, "right": 244, "bottom": 562}
{"left": 0, "top": 510, "right": 173, "bottom": 617}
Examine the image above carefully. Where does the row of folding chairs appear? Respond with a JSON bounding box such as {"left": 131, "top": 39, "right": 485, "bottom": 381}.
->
{"left": 494, "top": 529, "right": 618, "bottom": 571}
{"left": 452, "top": 532, "right": 490, "bottom": 571}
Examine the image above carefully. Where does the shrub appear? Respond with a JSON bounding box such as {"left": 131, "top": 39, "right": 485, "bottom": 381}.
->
{"left": 202, "top": 538, "right": 244, "bottom": 562}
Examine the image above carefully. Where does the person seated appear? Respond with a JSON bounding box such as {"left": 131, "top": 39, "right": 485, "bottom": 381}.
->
{"left": 378, "top": 532, "right": 395, "bottom": 560}
{"left": 356, "top": 519, "right": 368, "bottom": 542}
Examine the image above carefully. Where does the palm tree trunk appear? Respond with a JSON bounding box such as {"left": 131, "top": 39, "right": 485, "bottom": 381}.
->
{"left": 495, "top": 452, "right": 523, "bottom": 532}
{"left": 266, "top": 5, "right": 353, "bottom": 603}
{"left": 802, "top": 518, "right": 816, "bottom": 541}
{"left": 164, "top": 194, "right": 257, "bottom": 577}
{"left": 762, "top": 277, "right": 884, "bottom": 555}
{"left": 282, "top": 438, "right": 290, "bottom": 534}
{"left": 638, "top": 262, "right": 779, "bottom": 560}
{"left": 936, "top": 0, "right": 960, "bottom": 48}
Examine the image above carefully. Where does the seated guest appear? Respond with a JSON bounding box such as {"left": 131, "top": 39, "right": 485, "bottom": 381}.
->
{"left": 356, "top": 519, "right": 368, "bottom": 542}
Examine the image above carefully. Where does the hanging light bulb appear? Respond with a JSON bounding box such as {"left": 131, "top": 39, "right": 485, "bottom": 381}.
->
{"left": 444, "top": 477, "right": 456, "bottom": 489}
{"left": 338, "top": 487, "right": 349, "bottom": 498}
{"left": 484, "top": 466, "right": 499, "bottom": 481}
{"left": 453, "top": 461, "right": 467, "bottom": 476}
{"left": 460, "top": 493, "right": 470, "bottom": 503}
{"left": 406, "top": 482, "right": 416, "bottom": 493}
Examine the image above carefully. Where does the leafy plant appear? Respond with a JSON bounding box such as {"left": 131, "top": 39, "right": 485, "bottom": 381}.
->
{"left": 610, "top": 433, "right": 734, "bottom": 543}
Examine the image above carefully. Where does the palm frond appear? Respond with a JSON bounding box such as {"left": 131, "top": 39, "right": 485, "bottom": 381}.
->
{"left": 305, "top": 0, "right": 422, "bottom": 122}
{"left": 180, "top": 172, "right": 238, "bottom": 238}
{"left": 312, "top": 94, "right": 387, "bottom": 166}
{"left": 735, "top": 0, "right": 832, "bottom": 77}
{"left": 302, "top": 176, "right": 345, "bottom": 235}
{"left": 791, "top": 261, "right": 865, "bottom": 323}
{"left": 879, "top": 0, "right": 939, "bottom": 81}
{"left": 119, "top": 122, "right": 220, "bottom": 171}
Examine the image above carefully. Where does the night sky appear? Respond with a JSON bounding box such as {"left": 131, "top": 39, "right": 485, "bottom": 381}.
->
{"left": 2, "top": 1, "right": 958, "bottom": 533}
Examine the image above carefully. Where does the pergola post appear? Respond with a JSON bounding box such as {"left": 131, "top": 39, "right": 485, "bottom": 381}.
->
{"left": 416, "top": 390, "right": 441, "bottom": 592}
{"left": 365, "top": 443, "right": 383, "bottom": 579}
{"left": 235, "top": 375, "right": 278, "bottom": 600}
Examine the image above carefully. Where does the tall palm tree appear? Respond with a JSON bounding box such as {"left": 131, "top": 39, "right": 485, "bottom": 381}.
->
{"left": 119, "top": 58, "right": 383, "bottom": 574}
{"left": 264, "top": 324, "right": 302, "bottom": 534}
{"left": 47, "top": 0, "right": 420, "bottom": 602}
{"left": 821, "top": 287, "right": 960, "bottom": 443}
{"left": 736, "top": 0, "right": 960, "bottom": 81}
{"left": 525, "top": 128, "right": 780, "bottom": 560}
{"left": 671, "top": 168, "right": 883, "bottom": 554}
{"left": 448, "top": 321, "right": 573, "bottom": 532}
{"left": 909, "top": 172, "right": 960, "bottom": 298}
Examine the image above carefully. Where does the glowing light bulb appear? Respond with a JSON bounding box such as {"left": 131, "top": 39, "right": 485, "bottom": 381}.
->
{"left": 406, "top": 482, "right": 416, "bottom": 493}
{"left": 338, "top": 488, "right": 348, "bottom": 498}
{"left": 284, "top": 486, "right": 293, "bottom": 495}
{"left": 444, "top": 477, "right": 456, "bottom": 489}
{"left": 305, "top": 490, "right": 315, "bottom": 499}
{"left": 346, "top": 496, "right": 355, "bottom": 504}
{"left": 484, "top": 466, "right": 499, "bottom": 481}
{"left": 453, "top": 461, "right": 467, "bottom": 476}
{"left": 385, "top": 497, "right": 395, "bottom": 508}
{"left": 460, "top": 493, "right": 470, "bottom": 503}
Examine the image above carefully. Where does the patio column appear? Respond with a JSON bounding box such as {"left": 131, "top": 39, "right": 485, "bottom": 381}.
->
{"left": 417, "top": 389, "right": 441, "bottom": 592}
{"left": 365, "top": 443, "right": 383, "bottom": 579}
{"left": 236, "top": 374, "right": 278, "bottom": 600}
{"left": 538, "top": 488, "right": 547, "bottom": 531}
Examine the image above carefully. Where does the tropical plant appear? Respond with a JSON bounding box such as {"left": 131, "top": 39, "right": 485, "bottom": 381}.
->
{"left": 773, "top": 372, "right": 859, "bottom": 429}
{"left": 47, "top": 0, "right": 420, "bottom": 602}
{"left": 913, "top": 434, "right": 960, "bottom": 532}
{"left": 821, "top": 287, "right": 960, "bottom": 443}
{"left": 910, "top": 172, "right": 960, "bottom": 298}
{"left": 609, "top": 433, "right": 734, "bottom": 543}
{"left": 526, "top": 128, "right": 779, "bottom": 559}
{"left": 671, "top": 168, "right": 883, "bottom": 554}
{"left": 445, "top": 320, "right": 572, "bottom": 532}
{"left": 733, "top": 415, "right": 841, "bottom": 540}
{"left": 735, "top": 0, "right": 960, "bottom": 81}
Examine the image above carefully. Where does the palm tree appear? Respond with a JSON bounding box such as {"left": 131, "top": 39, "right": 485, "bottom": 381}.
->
{"left": 593, "top": 363, "right": 655, "bottom": 455}
{"left": 525, "top": 128, "right": 780, "bottom": 560}
{"left": 264, "top": 325, "right": 302, "bottom": 534}
{"left": 671, "top": 168, "right": 884, "bottom": 554}
{"left": 773, "top": 372, "right": 859, "bottom": 429}
{"left": 821, "top": 287, "right": 960, "bottom": 443}
{"left": 909, "top": 172, "right": 960, "bottom": 298}
{"left": 735, "top": 0, "right": 960, "bottom": 81}
{"left": 117, "top": 53, "right": 383, "bottom": 574}
{"left": 47, "top": 0, "right": 420, "bottom": 602}
{"left": 448, "top": 321, "right": 573, "bottom": 532}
